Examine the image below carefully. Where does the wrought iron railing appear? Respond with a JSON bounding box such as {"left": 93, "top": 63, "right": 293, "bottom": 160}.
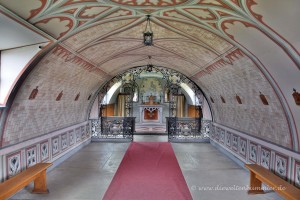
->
{"left": 90, "top": 117, "right": 135, "bottom": 141}
{"left": 166, "top": 117, "right": 211, "bottom": 142}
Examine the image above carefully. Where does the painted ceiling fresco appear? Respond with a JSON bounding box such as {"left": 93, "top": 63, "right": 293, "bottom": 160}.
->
{"left": 0, "top": 0, "right": 298, "bottom": 75}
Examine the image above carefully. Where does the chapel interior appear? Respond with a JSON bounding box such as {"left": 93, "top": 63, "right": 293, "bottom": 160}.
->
{"left": 0, "top": 0, "right": 299, "bottom": 199}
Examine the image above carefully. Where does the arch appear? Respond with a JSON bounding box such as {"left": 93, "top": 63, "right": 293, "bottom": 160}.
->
{"left": 91, "top": 65, "right": 211, "bottom": 117}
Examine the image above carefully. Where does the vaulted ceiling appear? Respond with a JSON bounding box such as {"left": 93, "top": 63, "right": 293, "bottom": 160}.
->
{"left": 1, "top": 0, "right": 298, "bottom": 77}
{"left": 0, "top": 0, "right": 299, "bottom": 150}
{"left": 1, "top": 0, "right": 237, "bottom": 75}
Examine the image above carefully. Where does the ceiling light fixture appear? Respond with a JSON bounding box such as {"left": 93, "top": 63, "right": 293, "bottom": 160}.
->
{"left": 143, "top": 15, "right": 153, "bottom": 46}
{"left": 146, "top": 56, "right": 153, "bottom": 72}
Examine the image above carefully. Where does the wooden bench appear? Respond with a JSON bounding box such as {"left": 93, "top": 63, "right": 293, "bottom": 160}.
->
{"left": 0, "top": 163, "right": 52, "bottom": 200}
{"left": 245, "top": 164, "right": 300, "bottom": 200}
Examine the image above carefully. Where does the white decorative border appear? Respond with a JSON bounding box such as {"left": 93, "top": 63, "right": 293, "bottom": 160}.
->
{"left": 211, "top": 122, "right": 300, "bottom": 186}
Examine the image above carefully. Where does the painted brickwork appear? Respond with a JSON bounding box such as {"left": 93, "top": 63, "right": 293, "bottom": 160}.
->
{"left": 211, "top": 123, "right": 300, "bottom": 188}
{"left": 194, "top": 49, "right": 292, "bottom": 149}
{"left": 2, "top": 46, "right": 106, "bottom": 146}
{"left": 63, "top": 18, "right": 138, "bottom": 50}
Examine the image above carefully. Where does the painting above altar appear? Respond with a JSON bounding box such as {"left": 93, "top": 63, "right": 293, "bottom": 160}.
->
{"left": 138, "top": 78, "right": 164, "bottom": 104}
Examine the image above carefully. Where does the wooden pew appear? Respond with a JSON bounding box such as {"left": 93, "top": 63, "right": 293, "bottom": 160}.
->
{"left": 245, "top": 164, "right": 300, "bottom": 200}
{"left": 0, "top": 163, "right": 52, "bottom": 200}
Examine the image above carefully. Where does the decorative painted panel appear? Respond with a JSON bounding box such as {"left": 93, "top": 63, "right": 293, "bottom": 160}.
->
{"left": 52, "top": 137, "right": 60, "bottom": 157}
{"left": 81, "top": 126, "right": 86, "bottom": 139}
{"left": 210, "top": 125, "right": 215, "bottom": 139}
{"left": 86, "top": 124, "right": 90, "bottom": 137}
{"left": 238, "top": 137, "right": 247, "bottom": 159}
{"left": 225, "top": 131, "right": 231, "bottom": 147}
{"left": 295, "top": 161, "right": 300, "bottom": 188}
{"left": 274, "top": 153, "right": 288, "bottom": 180}
{"left": 70, "top": 130, "right": 75, "bottom": 146}
{"left": 40, "top": 140, "right": 49, "bottom": 162}
{"left": 260, "top": 147, "right": 271, "bottom": 169}
{"left": 232, "top": 134, "right": 238, "bottom": 152}
{"left": 7, "top": 152, "right": 21, "bottom": 177}
{"left": 249, "top": 142, "right": 258, "bottom": 163}
{"left": 219, "top": 128, "right": 225, "bottom": 144}
{"left": 26, "top": 146, "right": 37, "bottom": 168}
{"left": 61, "top": 133, "right": 68, "bottom": 151}
{"left": 0, "top": 122, "right": 89, "bottom": 180}
{"left": 76, "top": 128, "right": 81, "bottom": 142}
{"left": 211, "top": 123, "right": 300, "bottom": 188}
{"left": 215, "top": 128, "right": 220, "bottom": 141}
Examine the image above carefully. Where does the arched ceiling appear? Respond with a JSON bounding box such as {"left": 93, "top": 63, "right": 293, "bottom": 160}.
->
{"left": 0, "top": 0, "right": 299, "bottom": 151}
{"left": 1, "top": 0, "right": 298, "bottom": 78}
{"left": 1, "top": 0, "right": 237, "bottom": 76}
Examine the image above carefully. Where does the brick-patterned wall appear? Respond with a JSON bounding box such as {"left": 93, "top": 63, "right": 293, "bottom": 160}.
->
{"left": 1, "top": 44, "right": 293, "bottom": 152}
{"left": 193, "top": 49, "right": 292, "bottom": 149}
{"left": 2, "top": 45, "right": 107, "bottom": 147}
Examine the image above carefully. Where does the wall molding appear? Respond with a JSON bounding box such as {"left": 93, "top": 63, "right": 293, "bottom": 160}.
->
{"left": 211, "top": 122, "right": 300, "bottom": 188}
{"left": 0, "top": 121, "right": 88, "bottom": 155}
{"left": 0, "top": 121, "right": 90, "bottom": 182}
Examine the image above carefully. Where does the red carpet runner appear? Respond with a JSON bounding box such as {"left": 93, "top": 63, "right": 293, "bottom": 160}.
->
{"left": 103, "top": 142, "right": 193, "bottom": 200}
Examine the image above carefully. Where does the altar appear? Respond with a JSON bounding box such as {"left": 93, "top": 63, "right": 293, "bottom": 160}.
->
{"left": 139, "top": 105, "right": 163, "bottom": 124}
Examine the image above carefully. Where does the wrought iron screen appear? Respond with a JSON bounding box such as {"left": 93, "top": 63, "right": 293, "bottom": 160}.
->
{"left": 167, "top": 117, "right": 210, "bottom": 141}
{"left": 91, "top": 117, "right": 135, "bottom": 141}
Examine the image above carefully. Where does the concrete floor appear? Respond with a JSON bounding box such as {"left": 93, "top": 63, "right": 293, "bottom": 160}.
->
{"left": 11, "top": 135, "right": 282, "bottom": 200}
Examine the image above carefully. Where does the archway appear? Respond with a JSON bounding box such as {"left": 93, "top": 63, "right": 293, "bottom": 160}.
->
{"left": 89, "top": 65, "right": 212, "bottom": 142}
